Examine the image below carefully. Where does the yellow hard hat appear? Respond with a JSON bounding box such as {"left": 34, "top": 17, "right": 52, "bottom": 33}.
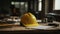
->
{"left": 21, "top": 12, "right": 39, "bottom": 27}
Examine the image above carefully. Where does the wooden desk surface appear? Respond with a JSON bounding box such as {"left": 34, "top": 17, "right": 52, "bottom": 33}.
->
{"left": 0, "top": 23, "right": 60, "bottom": 31}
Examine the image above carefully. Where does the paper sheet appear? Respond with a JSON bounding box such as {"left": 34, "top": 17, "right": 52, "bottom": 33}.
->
{"left": 26, "top": 25, "right": 53, "bottom": 29}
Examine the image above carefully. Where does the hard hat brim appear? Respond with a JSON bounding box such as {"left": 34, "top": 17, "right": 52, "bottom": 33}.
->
{"left": 23, "top": 22, "right": 39, "bottom": 27}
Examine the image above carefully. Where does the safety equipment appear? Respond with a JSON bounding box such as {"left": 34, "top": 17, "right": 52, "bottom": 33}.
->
{"left": 21, "top": 12, "right": 39, "bottom": 27}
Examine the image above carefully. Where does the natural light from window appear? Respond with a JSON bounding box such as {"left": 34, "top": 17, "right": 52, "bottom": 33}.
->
{"left": 38, "top": 0, "right": 42, "bottom": 11}
{"left": 54, "top": 0, "right": 60, "bottom": 10}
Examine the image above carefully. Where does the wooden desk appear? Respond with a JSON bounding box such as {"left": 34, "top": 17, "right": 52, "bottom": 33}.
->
{"left": 0, "top": 23, "right": 60, "bottom": 31}
{"left": 0, "top": 23, "right": 60, "bottom": 33}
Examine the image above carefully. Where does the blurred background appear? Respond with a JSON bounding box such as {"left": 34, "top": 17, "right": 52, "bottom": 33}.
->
{"left": 0, "top": 0, "right": 60, "bottom": 23}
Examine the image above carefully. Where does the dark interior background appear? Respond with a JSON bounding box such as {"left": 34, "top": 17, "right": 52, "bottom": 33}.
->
{"left": 0, "top": 0, "right": 41, "bottom": 19}
{"left": 0, "top": 0, "right": 60, "bottom": 21}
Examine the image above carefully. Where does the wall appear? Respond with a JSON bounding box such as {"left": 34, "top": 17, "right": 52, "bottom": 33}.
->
{"left": 0, "top": 0, "right": 11, "bottom": 12}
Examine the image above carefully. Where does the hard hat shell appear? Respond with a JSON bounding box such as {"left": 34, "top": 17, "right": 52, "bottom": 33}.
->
{"left": 21, "top": 12, "right": 39, "bottom": 27}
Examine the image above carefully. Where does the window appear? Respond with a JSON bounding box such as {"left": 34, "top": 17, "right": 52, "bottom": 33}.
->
{"left": 53, "top": 0, "right": 60, "bottom": 10}
{"left": 38, "top": 0, "right": 42, "bottom": 11}
{"left": 11, "top": 2, "right": 28, "bottom": 11}
{"left": 11, "top": 2, "right": 28, "bottom": 15}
